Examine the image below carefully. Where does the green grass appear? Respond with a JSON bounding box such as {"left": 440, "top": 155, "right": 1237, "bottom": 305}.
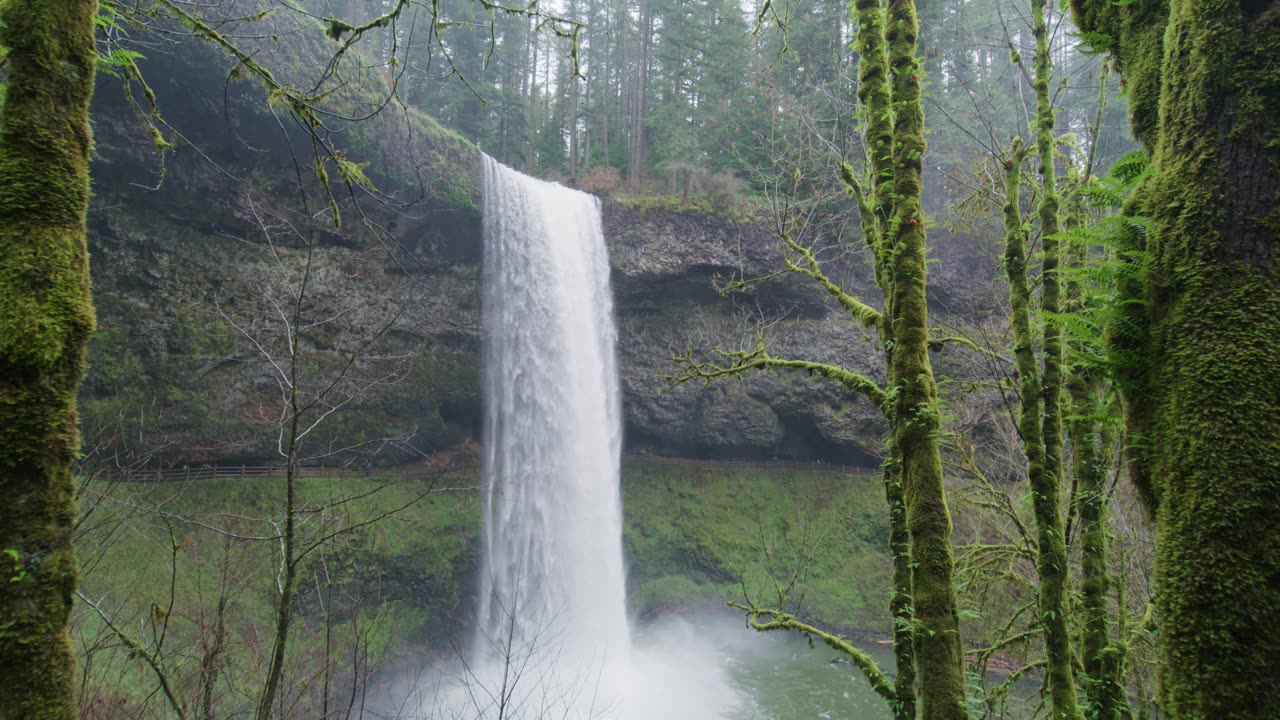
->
{"left": 609, "top": 193, "right": 769, "bottom": 225}
{"left": 622, "top": 463, "right": 892, "bottom": 630}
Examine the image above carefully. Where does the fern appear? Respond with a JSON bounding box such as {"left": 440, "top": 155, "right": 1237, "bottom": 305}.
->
{"left": 95, "top": 1, "right": 147, "bottom": 80}
{"left": 1049, "top": 151, "right": 1154, "bottom": 377}
{"left": 1108, "top": 149, "right": 1150, "bottom": 185}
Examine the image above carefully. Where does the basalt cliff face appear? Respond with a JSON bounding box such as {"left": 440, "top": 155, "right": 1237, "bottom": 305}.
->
{"left": 82, "top": 34, "right": 1001, "bottom": 470}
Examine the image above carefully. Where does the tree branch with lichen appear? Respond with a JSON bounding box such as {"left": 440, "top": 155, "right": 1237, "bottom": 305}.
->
{"left": 665, "top": 334, "right": 888, "bottom": 413}
{"left": 777, "top": 232, "right": 882, "bottom": 328}
{"left": 727, "top": 601, "right": 900, "bottom": 707}
{"left": 718, "top": 176, "right": 882, "bottom": 329}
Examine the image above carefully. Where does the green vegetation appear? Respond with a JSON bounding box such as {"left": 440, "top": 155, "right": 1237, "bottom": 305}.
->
{"left": 609, "top": 192, "right": 766, "bottom": 225}
{"left": 72, "top": 462, "right": 896, "bottom": 712}
{"left": 0, "top": 0, "right": 1271, "bottom": 715}
{"left": 74, "top": 472, "right": 480, "bottom": 714}
{"left": 623, "top": 463, "right": 891, "bottom": 629}
{"left": 1071, "top": 0, "right": 1280, "bottom": 715}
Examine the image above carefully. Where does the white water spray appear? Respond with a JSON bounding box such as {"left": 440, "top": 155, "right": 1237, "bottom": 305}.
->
{"left": 442, "top": 156, "right": 734, "bottom": 720}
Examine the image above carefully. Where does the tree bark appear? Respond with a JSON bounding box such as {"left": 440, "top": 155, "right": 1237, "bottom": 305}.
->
{"left": 1068, "top": 373, "right": 1131, "bottom": 720}
{"left": 884, "top": 0, "right": 968, "bottom": 716}
{"left": 851, "top": 2, "right": 914, "bottom": 717}
{"left": 0, "top": 0, "right": 98, "bottom": 717}
{"left": 1030, "top": 0, "right": 1084, "bottom": 714}
{"left": 1069, "top": 0, "right": 1280, "bottom": 715}
{"left": 628, "top": 0, "right": 651, "bottom": 189}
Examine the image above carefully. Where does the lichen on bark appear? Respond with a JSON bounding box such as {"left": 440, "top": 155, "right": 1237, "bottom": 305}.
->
{"left": 0, "top": 0, "right": 99, "bottom": 718}
{"left": 851, "top": 1, "right": 914, "bottom": 716}
{"left": 1028, "top": 0, "right": 1083, "bottom": 713}
{"left": 884, "top": 0, "right": 968, "bottom": 715}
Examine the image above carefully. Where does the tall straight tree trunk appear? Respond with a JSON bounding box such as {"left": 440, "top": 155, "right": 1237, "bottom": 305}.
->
{"left": 1065, "top": 77, "right": 1130, "bottom": 720}
{"left": 628, "top": 0, "right": 651, "bottom": 189}
{"left": 1029, "top": 0, "right": 1083, "bottom": 715}
{"left": 569, "top": 0, "right": 580, "bottom": 180}
{"left": 0, "top": 0, "right": 98, "bottom": 718}
{"left": 610, "top": 0, "right": 623, "bottom": 170}
{"left": 1070, "top": 0, "right": 1280, "bottom": 715}
{"left": 526, "top": 17, "right": 539, "bottom": 172}
{"left": 1062, "top": 84, "right": 1131, "bottom": 720}
{"left": 852, "top": 1, "right": 913, "bottom": 716}
{"left": 884, "top": 0, "right": 968, "bottom": 716}
{"left": 1068, "top": 372, "right": 1131, "bottom": 720}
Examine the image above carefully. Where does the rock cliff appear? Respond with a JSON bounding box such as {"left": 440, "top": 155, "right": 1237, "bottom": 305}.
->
{"left": 82, "top": 31, "right": 1001, "bottom": 470}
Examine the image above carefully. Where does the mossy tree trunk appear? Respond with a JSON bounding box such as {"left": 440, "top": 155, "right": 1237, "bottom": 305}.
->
{"left": 680, "top": 1, "right": 968, "bottom": 713}
{"left": 1063, "top": 123, "right": 1132, "bottom": 720}
{"left": 853, "top": 1, "right": 915, "bottom": 716}
{"left": 1028, "top": 0, "right": 1084, "bottom": 715}
{"left": 884, "top": 0, "right": 968, "bottom": 715}
{"left": 1063, "top": 86, "right": 1131, "bottom": 719}
{"left": 1069, "top": 0, "right": 1280, "bottom": 715}
{"left": 1067, "top": 374, "right": 1132, "bottom": 720}
{"left": 1003, "top": 136, "right": 1083, "bottom": 720}
{"left": 0, "top": 0, "right": 98, "bottom": 718}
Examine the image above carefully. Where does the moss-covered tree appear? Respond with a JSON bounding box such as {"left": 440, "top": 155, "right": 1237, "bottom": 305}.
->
{"left": 1056, "top": 120, "right": 1141, "bottom": 719}
{"left": 673, "top": 0, "right": 968, "bottom": 716}
{"left": 0, "top": 0, "right": 99, "bottom": 717}
{"left": 1069, "top": 0, "right": 1280, "bottom": 715}
{"left": 1016, "top": 0, "right": 1085, "bottom": 714}
{"left": 882, "top": 0, "right": 968, "bottom": 716}
{"left": 855, "top": 0, "right": 915, "bottom": 713}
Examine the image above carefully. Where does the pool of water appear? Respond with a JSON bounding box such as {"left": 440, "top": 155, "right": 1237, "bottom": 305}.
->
{"left": 632, "top": 615, "right": 895, "bottom": 720}
{"left": 719, "top": 630, "right": 894, "bottom": 719}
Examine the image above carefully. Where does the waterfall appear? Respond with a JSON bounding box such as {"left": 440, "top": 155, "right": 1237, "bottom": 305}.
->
{"left": 436, "top": 156, "right": 734, "bottom": 720}
{"left": 473, "top": 156, "right": 631, "bottom": 713}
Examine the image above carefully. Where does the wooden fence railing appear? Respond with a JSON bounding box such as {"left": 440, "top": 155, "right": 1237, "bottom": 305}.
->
{"left": 622, "top": 454, "right": 880, "bottom": 478}
{"left": 88, "top": 454, "right": 879, "bottom": 483}
{"left": 83, "top": 463, "right": 465, "bottom": 483}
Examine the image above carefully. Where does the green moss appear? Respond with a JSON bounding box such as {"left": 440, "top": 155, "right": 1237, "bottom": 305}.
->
{"left": 622, "top": 463, "right": 893, "bottom": 628}
{"left": 74, "top": 462, "right": 901, "bottom": 712}
{"left": 1147, "top": 270, "right": 1280, "bottom": 716}
{"left": 1029, "top": 0, "right": 1083, "bottom": 712}
{"left": 881, "top": 0, "right": 968, "bottom": 715}
{"left": 1067, "top": 0, "right": 1166, "bottom": 148}
{"left": 854, "top": 0, "right": 896, "bottom": 284}
{"left": 848, "top": 2, "right": 916, "bottom": 714}
{"left": 633, "top": 575, "right": 716, "bottom": 611}
{"left": 1073, "top": 0, "right": 1280, "bottom": 714}
{"left": 1070, "top": 378, "right": 1131, "bottom": 720}
{"left": 73, "top": 472, "right": 479, "bottom": 713}
{"left": 338, "top": 82, "right": 482, "bottom": 218}
{"left": 0, "top": 0, "right": 98, "bottom": 716}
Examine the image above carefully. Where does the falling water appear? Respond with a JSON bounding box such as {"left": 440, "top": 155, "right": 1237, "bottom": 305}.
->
{"left": 448, "top": 156, "right": 736, "bottom": 720}
{"left": 473, "top": 155, "right": 631, "bottom": 713}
